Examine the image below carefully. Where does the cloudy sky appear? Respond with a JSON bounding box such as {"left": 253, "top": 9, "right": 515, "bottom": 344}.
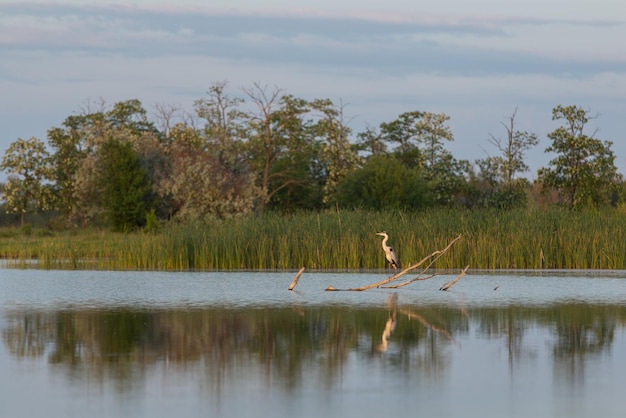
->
{"left": 2, "top": 0, "right": 626, "bottom": 180}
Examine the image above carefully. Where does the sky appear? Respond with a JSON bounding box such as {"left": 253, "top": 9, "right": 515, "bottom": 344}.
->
{"left": 1, "top": 0, "right": 626, "bottom": 182}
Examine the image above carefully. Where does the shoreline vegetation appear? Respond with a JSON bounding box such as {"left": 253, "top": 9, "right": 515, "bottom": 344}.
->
{"left": 1, "top": 207, "right": 626, "bottom": 271}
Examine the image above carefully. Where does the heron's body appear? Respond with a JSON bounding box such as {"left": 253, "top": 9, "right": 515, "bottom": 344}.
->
{"left": 376, "top": 231, "right": 401, "bottom": 271}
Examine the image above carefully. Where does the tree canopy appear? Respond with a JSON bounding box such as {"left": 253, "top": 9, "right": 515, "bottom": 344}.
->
{"left": 1, "top": 137, "right": 53, "bottom": 225}
{"left": 1, "top": 82, "right": 623, "bottom": 229}
{"left": 538, "top": 105, "right": 621, "bottom": 209}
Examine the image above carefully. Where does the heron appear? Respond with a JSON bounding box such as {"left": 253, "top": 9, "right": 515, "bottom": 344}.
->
{"left": 376, "top": 231, "right": 401, "bottom": 271}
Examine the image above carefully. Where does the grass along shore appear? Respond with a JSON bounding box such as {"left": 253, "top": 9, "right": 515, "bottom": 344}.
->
{"left": 1, "top": 207, "right": 625, "bottom": 271}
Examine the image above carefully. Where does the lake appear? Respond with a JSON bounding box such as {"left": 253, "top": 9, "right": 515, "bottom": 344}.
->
{"left": 2, "top": 269, "right": 626, "bottom": 418}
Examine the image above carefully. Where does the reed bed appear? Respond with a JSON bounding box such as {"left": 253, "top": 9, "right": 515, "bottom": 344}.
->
{"left": 1, "top": 207, "right": 626, "bottom": 270}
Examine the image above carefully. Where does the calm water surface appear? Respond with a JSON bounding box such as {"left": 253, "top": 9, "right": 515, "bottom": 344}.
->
{"left": 2, "top": 269, "right": 626, "bottom": 418}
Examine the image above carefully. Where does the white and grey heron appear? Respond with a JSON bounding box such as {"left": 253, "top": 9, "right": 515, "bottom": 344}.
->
{"left": 376, "top": 231, "right": 401, "bottom": 271}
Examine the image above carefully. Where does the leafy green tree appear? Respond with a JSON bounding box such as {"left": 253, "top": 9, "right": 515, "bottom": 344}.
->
{"left": 153, "top": 122, "right": 202, "bottom": 220}
{"left": 152, "top": 85, "right": 257, "bottom": 219}
{"left": 161, "top": 141, "right": 259, "bottom": 220}
{"left": 96, "top": 139, "right": 154, "bottom": 231}
{"left": 73, "top": 151, "right": 106, "bottom": 226}
{"left": 414, "top": 112, "right": 467, "bottom": 205}
{"left": 132, "top": 132, "right": 170, "bottom": 220}
{"left": 43, "top": 101, "right": 111, "bottom": 226}
{"left": 244, "top": 84, "right": 315, "bottom": 212}
{"left": 47, "top": 123, "right": 86, "bottom": 226}
{"left": 414, "top": 112, "right": 454, "bottom": 174}
{"left": 1, "top": 137, "right": 53, "bottom": 225}
{"left": 107, "top": 99, "right": 159, "bottom": 137}
{"left": 480, "top": 181, "right": 530, "bottom": 210}
{"left": 379, "top": 111, "right": 422, "bottom": 166}
{"left": 428, "top": 153, "right": 471, "bottom": 206}
{"left": 166, "top": 122, "right": 203, "bottom": 148}
{"left": 376, "top": 111, "right": 467, "bottom": 205}
{"left": 194, "top": 81, "right": 247, "bottom": 167}
{"left": 334, "top": 154, "right": 432, "bottom": 210}
{"left": 160, "top": 81, "right": 262, "bottom": 218}
{"left": 309, "top": 99, "right": 361, "bottom": 205}
{"left": 50, "top": 99, "right": 164, "bottom": 227}
{"left": 355, "top": 125, "right": 387, "bottom": 156}
{"left": 537, "top": 105, "right": 621, "bottom": 209}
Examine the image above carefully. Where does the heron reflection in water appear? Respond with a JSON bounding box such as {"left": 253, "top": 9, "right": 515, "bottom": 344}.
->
{"left": 376, "top": 292, "right": 398, "bottom": 353}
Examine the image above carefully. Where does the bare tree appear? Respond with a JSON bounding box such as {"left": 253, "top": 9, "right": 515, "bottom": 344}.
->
{"left": 152, "top": 102, "right": 183, "bottom": 140}
{"left": 485, "top": 108, "right": 539, "bottom": 184}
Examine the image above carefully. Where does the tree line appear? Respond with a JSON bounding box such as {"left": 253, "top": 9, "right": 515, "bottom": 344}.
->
{"left": 1, "top": 81, "right": 623, "bottom": 231}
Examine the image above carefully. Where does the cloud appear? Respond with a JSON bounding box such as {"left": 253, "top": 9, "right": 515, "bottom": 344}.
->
{"left": 1, "top": 2, "right": 626, "bottom": 178}
{"left": 2, "top": 3, "right": 625, "bottom": 79}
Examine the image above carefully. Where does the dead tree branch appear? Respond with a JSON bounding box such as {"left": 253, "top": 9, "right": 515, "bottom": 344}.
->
{"left": 325, "top": 234, "right": 462, "bottom": 291}
{"left": 439, "top": 265, "right": 470, "bottom": 291}
{"left": 288, "top": 267, "right": 306, "bottom": 291}
{"left": 380, "top": 273, "right": 437, "bottom": 289}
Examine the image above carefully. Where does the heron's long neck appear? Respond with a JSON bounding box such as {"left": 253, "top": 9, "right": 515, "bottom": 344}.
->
{"left": 381, "top": 236, "right": 389, "bottom": 248}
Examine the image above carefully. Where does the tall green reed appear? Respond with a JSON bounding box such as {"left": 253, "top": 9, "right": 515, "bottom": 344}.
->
{"left": 3, "top": 207, "right": 626, "bottom": 270}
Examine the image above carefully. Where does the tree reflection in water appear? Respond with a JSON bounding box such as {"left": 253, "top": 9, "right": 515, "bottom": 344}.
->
{"left": 3, "top": 302, "right": 626, "bottom": 394}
